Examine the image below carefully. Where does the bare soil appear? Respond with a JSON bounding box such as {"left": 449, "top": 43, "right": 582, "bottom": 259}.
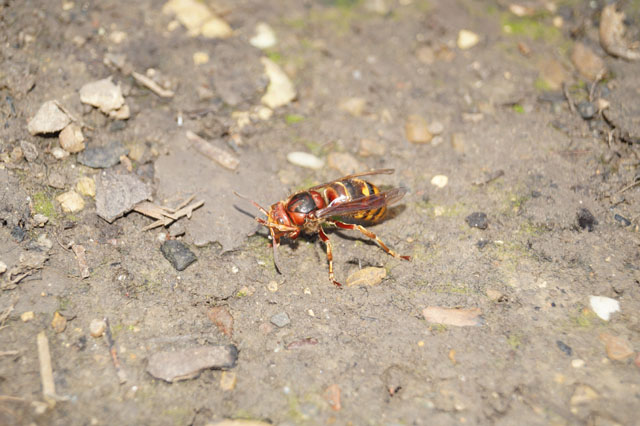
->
{"left": 1, "top": 1, "right": 639, "bottom": 425}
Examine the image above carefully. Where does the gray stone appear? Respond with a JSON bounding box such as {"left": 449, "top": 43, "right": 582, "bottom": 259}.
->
{"left": 77, "top": 142, "right": 128, "bottom": 168}
{"left": 95, "top": 171, "right": 151, "bottom": 223}
{"left": 270, "top": 312, "right": 290, "bottom": 327}
{"left": 160, "top": 240, "right": 197, "bottom": 271}
{"left": 147, "top": 345, "right": 238, "bottom": 383}
{"left": 27, "top": 101, "right": 71, "bottom": 135}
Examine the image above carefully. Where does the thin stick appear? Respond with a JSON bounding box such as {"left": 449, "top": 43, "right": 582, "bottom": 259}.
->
{"left": 36, "top": 331, "right": 56, "bottom": 406}
{"left": 589, "top": 70, "right": 605, "bottom": 102}
{"left": 562, "top": 83, "right": 576, "bottom": 114}
{"left": 131, "top": 71, "right": 175, "bottom": 98}
{"left": 187, "top": 131, "right": 239, "bottom": 171}
{"left": 103, "top": 318, "right": 128, "bottom": 384}
{"left": 615, "top": 180, "right": 640, "bottom": 195}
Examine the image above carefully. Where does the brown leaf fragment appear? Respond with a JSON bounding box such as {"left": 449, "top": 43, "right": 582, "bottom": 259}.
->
{"left": 599, "top": 333, "right": 634, "bottom": 361}
{"left": 599, "top": 4, "right": 640, "bottom": 60}
{"left": 422, "top": 306, "right": 484, "bottom": 327}
{"left": 207, "top": 306, "right": 234, "bottom": 338}
{"left": 186, "top": 130, "right": 239, "bottom": 170}
{"left": 324, "top": 384, "right": 341, "bottom": 411}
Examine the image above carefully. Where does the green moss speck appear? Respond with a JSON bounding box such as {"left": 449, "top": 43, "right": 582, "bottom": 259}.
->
{"left": 32, "top": 191, "right": 57, "bottom": 218}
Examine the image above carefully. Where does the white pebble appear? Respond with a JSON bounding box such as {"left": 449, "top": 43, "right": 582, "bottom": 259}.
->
{"left": 250, "top": 22, "right": 277, "bottom": 49}
{"left": 571, "top": 359, "right": 585, "bottom": 368}
{"left": 0, "top": 261, "right": 6, "bottom": 274}
{"left": 89, "top": 319, "right": 107, "bottom": 337}
{"left": 430, "top": 174, "right": 449, "bottom": 188}
{"left": 457, "top": 29, "right": 480, "bottom": 50}
{"left": 589, "top": 295, "right": 620, "bottom": 321}
{"left": 287, "top": 152, "right": 324, "bottom": 170}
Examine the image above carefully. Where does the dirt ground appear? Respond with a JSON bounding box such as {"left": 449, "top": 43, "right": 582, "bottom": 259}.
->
{"left": 1, "top": 0, "right": 640, "bottom": 425}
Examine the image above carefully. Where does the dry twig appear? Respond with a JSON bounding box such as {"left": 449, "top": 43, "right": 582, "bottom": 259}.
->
{"left": 132, "top": 71, "right": 175, "bottom": 98}
{"left": 186, "top": 130, "right": 239, "bottom": 171}
{"left": 134, "top": 196, "right": 204, "bottom": 231}
{"left": 104, "top": 318, "right": 128, "bottom": 384}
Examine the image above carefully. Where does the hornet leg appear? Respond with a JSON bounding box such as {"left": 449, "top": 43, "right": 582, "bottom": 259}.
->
{"left": 331, "top": 221, "right": 411, "bottom": 261}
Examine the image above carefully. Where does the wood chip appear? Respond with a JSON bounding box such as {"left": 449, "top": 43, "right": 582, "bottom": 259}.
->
{"left": 186, "top": 130, "right": 239, "bottom": 170}
{"left": 133, "top": 196, "right": 204, "bottom": 231}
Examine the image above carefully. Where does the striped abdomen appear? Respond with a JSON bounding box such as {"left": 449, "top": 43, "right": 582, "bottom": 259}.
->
{"left": 323, "top": 178, "right": 386, "bottom": 222}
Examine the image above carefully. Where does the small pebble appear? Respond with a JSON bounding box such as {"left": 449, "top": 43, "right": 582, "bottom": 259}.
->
{"left": 339, "top": 97, "right": 367, "bottom": 117}
{"left": 51, "top": 147, "right": 70, "bottom": 159}
{"left": 161, "top": 240, "right": 197, "bottom": 271}
{"left": 577, "top": 101, "right": 596, "bottom": 120}
{"left": 21, "top": 311, "right": 35, "bottom": 322}
{"left": 577, "top": 208, "right": 597, "bottom": 232}
{"left": 346, "top": 267, "right": 386, "bottom": 287}
{"left": 405, "top": 114, "right": 433, "bottom": 144}
{"left": 79, "top": 77, "right": 125, "bottom": 113}
{"left": 249, "top": 22, "right": 277, "bottom": 49}
{"left": 613, "top": 214, "right": 631, "bottom": 227}
{"left": 27, "top": 100, "right": 71, "bottom": 135}
{"left": 56, "top": 191, "right": 85, "bottom": 213}
{"left": 428, "top": 121, "right": 445, "bottom": 135}
{"left": 89, "top": 318, "right": 107, "bottom": 337}
{"left": 59, "top": 123, "right": 85, "bottom": 153}
{"left": 261, "top": 57, "right": 296, "bottom": 109}
{"left": 570, "top": 385, "right": 599, "bottom": 405}
{"left": 75, "top": 176, "right": 96, "bottom": 198}
{"left": 430, "top": 175, "right": 448, "bottom": 188}
{"left": 20, "top": 140, "right": 38, "bottom": 162}
{"left": 77, "top": 142, "right": 128, "bottom": 169}
{"left": 556, "top": 340, "right": 572, "bottom": 356}
{"left": 457, "top": 29, "right": 480, "bottom": 50}
{"left": 286, "top": 152, "right": 324, "bottom": 170}
{"left": 571, "top": 359, "right": 585, "bottom": 368}
{"left": 599, "top": 333, "right": 634, "bottom": 361}
{"left": 589, "top": 295, "right": 619, "bottom": 321}
{"left": 465, "top": 212, "right": 488, "bottom": 229}
{"left": 51, "top": 311, "right": 67, "bottom": 333}
{"left": 207, "top": 306, "right": 234, "bottom": 338}
{"left": 33, "top": 214, "right": 48, "bottom": 227}
{"left": 267, "top": 280, "right": 278, "bottom": 292}
{"left": 270, "top": 312, "right": 290, "bottom": 328}
{"left": 192, "top": 51, "right": 210, "bottom": 65}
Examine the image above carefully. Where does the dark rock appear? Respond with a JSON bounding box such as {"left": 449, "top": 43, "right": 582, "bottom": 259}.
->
{"left": 161, "top": 240, "right": 197, "bottom": 271}
{"left": 147, "top": 345, "right": 238, "bottom": 382}
{"left": 476, "top": 239, "right": 489, "bottom": 249}
{"left": 11, "top": 225, "right": 26, "bottom": 242}
{"left": 614, "top": 214, "right": 631, "bottom": 227}
{"left": 577, "top": 101, "right": 596, "bottom": 120}
{"left": 556, "top": 340, "right": 572, "bottom": 356}
{"left": 577, "top": 208, "right": 597, "bottom": 231}
{"left": 465, "top": 212, "right": 488, "bottom": 229}
{"left": 95, "top": 171, "right": 151, "bottom": 223}
{"left": 77, "top": 142, "right": 128, "bottom": 168}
